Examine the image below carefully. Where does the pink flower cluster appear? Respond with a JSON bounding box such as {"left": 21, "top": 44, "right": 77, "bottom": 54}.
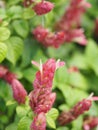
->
{"left": 55, "top": 0, "right": 91, "bottom": 45}
{"left": 58, "top": 93, "right": 98, "bottom": 126}
{"left": 83, "top": 116, "right": 98, "bottom": 130}
{"left": 29, "top": 59, "right": 65, "bottom": 130}
{"left": 33, "top": 0, "right": 91, "bottom": 47}
{"left": 23, "top": 0, "right": 54, "bottom": 15}
{"left": 0, "top": 66, "right": 27, "bottom": 104}
{"left": 33, "top": 26, "right": 65, "bottom": 48}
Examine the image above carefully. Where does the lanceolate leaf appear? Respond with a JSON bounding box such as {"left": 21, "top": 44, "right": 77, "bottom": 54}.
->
{"left": 46, "top": 115, "right": 56, "bottom": 129}
{"left": 17, "top": 117, "right": 32, "bottom": 130}
{"left": 5, "top": 36, "right": 23, "bottom": 65}
{"left": 0, "top": 43, "right": 7, "bottom": 63}
{"left": 0, "top": 27, "right": 10, "bottom": 42}
{"left": 85, "top": 39, "right": 98, "bottom": 75}
{"left": 12, "top": 20, "right": 29, "bottom": 38}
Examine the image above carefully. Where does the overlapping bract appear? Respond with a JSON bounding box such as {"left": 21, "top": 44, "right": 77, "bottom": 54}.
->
{"left": 33, "top": 0, "right": 91, "bottom": 47}
{"left": 58, "top": 94, "right": 98, "bottom": 126}
{"left": 0, "top": 66, "right": 27, "bottom": 104}
{"left": 29, "top": 59, "right": 65, "bottom": 130}
{"left": 83, "top": 116, "right": 98, "bottom": 130}
{"left": 23, "top": 0, "right": 54, "bottom": 15}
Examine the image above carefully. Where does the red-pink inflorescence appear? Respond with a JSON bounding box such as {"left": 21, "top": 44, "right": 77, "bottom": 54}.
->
{"left": 0, "top": 65, "right": 27, "bottom": 104}
{"left": 83, "top": 116, "right": 98, "bottom": 130}
{"left": 29, "top": 59, "right": 65, "bottom": 130}
{"left": 33, "top": 26, "right": 65, "bottom": 48}
{"left": 30, "top": 112, "right": 46, "bottom": 130}
{"left": 58, "top": 93, "right": 98, "bottom": 126}
{"left": 33, "top": 0, "right": 91, "bottom": 47}
{"left": 33, "top": 1, "right": 54, "bottom": 15}
{"left": 23, "top": 0, "right": 54, "bottom": 15}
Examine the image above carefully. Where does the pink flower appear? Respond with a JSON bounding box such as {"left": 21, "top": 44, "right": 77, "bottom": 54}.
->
{"left": 83, "top": 116, "right": 98, "bottom": 130}
{"left": 33, "top": 26, "right": 65, "bottom": 48}
{"left": 0, "top": 66, "right": 8, "bottom": 78}
{"left": 43, "top": 31, "right": 65, "bottom": 48}
{"left": 64, "top": 29, "right": 87, "bottom": 45}
{"left": 4, "top": 72, "right": 16, "bottom": 84}
{"left": 30, "top": 112, "right": 46, "bottom": 130}
{"left": 33, "top": 26, "right": 49, "bottom": 42}
{"left": 58, "top": 93, "right": 98, "bottom": 126}
{"left": 33, "top": 1, "right": 54, "bottom": 15}
{"left": 29, "top": 88, "right": 56, "bottom": 113}
{"left": 30, "top": 59, "right": 65, "bottom": 130}
{"left": 32, "top": 59, "right": 65, "bottom": 89}
{"left": 11, "top": 79, "right": 27, "bottom": 104}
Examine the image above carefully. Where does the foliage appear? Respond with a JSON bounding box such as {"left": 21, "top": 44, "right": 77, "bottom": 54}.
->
{"left": 0, "top": 0, "right": 98, "bottom": 130}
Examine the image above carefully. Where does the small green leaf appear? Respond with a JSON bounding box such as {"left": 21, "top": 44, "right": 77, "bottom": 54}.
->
{"left": 0, "top": 27, "right": 10, "bottom": 41}
{"left": 0, "top": 43, "right": 7, "bottom": 63}
{"left": 46, "top": 108, "right": 59, "bottom": 120}
{"left": 7, "top": 6, "right": 23, "bottom": 19}
{"left": 7, "top": 0, "right": 22, "bottom": 6}
{"left": 17, "top": 117, "right": 32, "bottom": 130}
{"left": 23, "top": 8, "right": 35, "bottom": 19}
{"left": 5, "top": 123, "right": 17, "bottom": 130}
{"left": 23, "top": 68, "right": 37, "bottom": 83}
{"left": 6, "top": 100, "right": 17, "bottom": 106}
{"left": 57, "top": 126, "right": 69, "bottom": 130}
{"left": 68, "top": 72, "right": 88, "bottom": 90}
{"left": 85, "top": 39, "right": 98, "bottom": 75}
{"left": 46, "top": 115, "right": 56, "bottom": 129}
{"left": 16, "top": 106, "right": 28, "bottom": 118}
{"left": 12, "top": 20, "right": 29, "bottom": 38}
{"left": 6, "top": 36, "right": 23, "bottom": 65}
{"left": 0, "top": 9, "right": 7, "bottom": 19}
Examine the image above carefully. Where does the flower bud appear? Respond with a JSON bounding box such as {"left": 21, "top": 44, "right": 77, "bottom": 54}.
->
{"left": 33, "top": 1, "right": 54, "bottom": 15}
{"left": 11, "top": 79, "right": 27, "bottom": 104}
{"left": 30, "top": 112, "right": 46, "bottom": 130}
{"left": 0, "top": 66, "right": 8, "bottom": 78}
{"left": 83, "top": 116, "right": 98, "bottom": 130}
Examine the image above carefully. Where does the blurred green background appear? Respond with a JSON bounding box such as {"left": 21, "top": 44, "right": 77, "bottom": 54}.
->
{"left": 0, "top": 0, "right": 98, "bottom": 130}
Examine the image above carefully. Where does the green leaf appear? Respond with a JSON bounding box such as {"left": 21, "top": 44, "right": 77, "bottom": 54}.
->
{"left": 17, "top": 116, "right": 32, "bottom": 130}
{"left": 0, "top": 115, "right": 9, "bottom": 124}
{"left": 0, "top": 43, "right": 7, "bottom": 63}
{"left": 72, "top": 116, "right": 83, "bottom": 130}
{"left": 23, "top": 8, "right": 35, "bottom": 19}
{"left": 16, "top": 106, "right": 28, "bottom": 118}
{"left": 58, "top": 84, "right": 88, "bottom": 106}
{"left": 6, "top": 36, "right": 23, "bottom": 65}
{"left": 46, "top": 115, "right": 56, "bottom": 129}
{"left": 55, "top": 66, "right": 69, "bottom": 85}
{"left": 68, "top": 72, "right": 88, "bottom": 90}
{"left": 0, "top": 27, "right": 10, "bottom": 41}
{"left": 58, "top": 104, "right": 69, "bottom": 111}
{"left": 7, "top": 0, "right": 22, "bottom": 6}
{"left": 0, "top": 9, "right": 7, "bottom": 19}
{"left": 69, "top": 52, "right": 87, "bottom": 69}
{"left": 23, "top": 67, "right": 37, "bottom": 83}
{"left": 85, "top": 39, "right": 98, "bottom": 75}
{"left": 7, "top": 6, "right": 23, "bottom": 19}
{"left": 12, "top": 20, "right": 29, "bottom": 38}
{"left": 6, "top": 100, "right": 17, "bottom": 106}
{"left": 46, "top": 108, "right": 59, "bottom": 120}
{"left": 5, "top": 123, "right": 17, "bottom": 130}
{"left": 56, "top": 126, "right": 69, "bottom": 130}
